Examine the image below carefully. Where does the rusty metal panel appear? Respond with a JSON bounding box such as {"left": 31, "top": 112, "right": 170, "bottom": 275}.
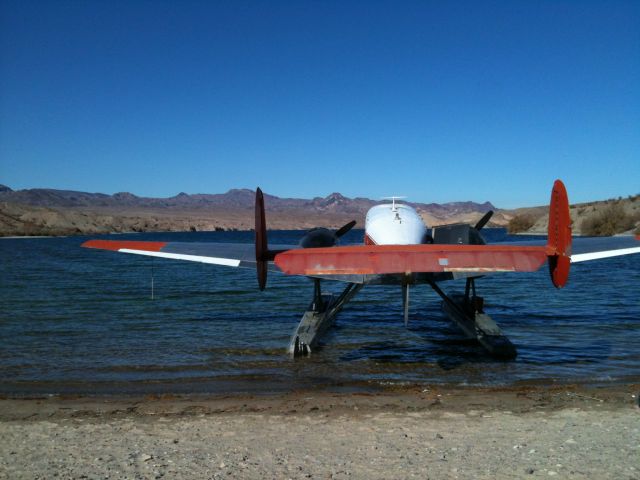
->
{"left": 274, "top": 244, "right": 548, "bottom": 276}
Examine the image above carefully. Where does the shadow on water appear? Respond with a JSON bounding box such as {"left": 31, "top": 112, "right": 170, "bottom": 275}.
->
{"left": 336, "top": 310, "right": 510, "bottom": 372}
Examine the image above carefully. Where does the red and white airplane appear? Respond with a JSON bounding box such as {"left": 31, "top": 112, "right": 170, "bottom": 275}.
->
{"left": 83, "top": 180, "right": 640, "bottom": 359}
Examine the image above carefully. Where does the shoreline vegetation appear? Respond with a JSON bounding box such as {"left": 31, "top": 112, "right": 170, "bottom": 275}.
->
{"left": 507, "top": 194, "right": 640, "bottom": 236}
{"left": 1, "top": 384, "right": 638, "bottom": 478}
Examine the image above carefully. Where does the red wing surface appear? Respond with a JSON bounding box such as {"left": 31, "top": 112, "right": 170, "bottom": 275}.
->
{"left": 273, "top": 244, "right": 550, "bottom": 275}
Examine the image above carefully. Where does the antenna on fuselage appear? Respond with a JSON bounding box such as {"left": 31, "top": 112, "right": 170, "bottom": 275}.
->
{"left": 381, "top": 196, "right": 407, "bottom": 212}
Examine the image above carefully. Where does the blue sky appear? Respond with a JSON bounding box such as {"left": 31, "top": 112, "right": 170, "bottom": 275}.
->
{"left": 1, "top": 0, "right": 638, "bottom": 208}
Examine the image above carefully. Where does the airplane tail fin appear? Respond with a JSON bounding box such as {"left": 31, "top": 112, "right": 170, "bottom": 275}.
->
{"left": 546, "top": 179, "right": 572, "bottom": 288}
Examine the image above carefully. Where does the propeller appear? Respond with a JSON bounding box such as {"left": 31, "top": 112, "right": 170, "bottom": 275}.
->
{"left": 474, "top": 210, "right": 494, "bottom": 231}
{"left": 255, "top": 187, "right": 356, "bottom": 289}
{"left": 255, "top": 187, "right": 269, "bottom": 291}
{"left": 335, "top": 220, "right": 356, "bottom": 238}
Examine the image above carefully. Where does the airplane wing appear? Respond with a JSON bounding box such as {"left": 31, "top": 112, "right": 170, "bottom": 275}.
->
{"left": 81, "top": 239, "right": 297, "bottom": 272}
{"left": 273, "top": 235, "right": 639, "bottom": 280}
{"left": 273, "top": 244, "right": 550, "bottom": 275}
{"left": 80, "top": 239, "right": 557, "bottom": 287}
{"left": 271, "top": 179, "right": 637, "bottom": 288}
{"left": 82, "top": 234, "right": 639, "bottom": 286}
{"left": 570, "top": 236, "right": 640, "bottom": 262}
{"left": 82, "top": 181, "right": 639, "bottom": 290}
{"left": 501, "top": 235, "right": 640, "bottom": 263}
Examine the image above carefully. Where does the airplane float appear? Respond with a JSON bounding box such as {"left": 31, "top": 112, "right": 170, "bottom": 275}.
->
{"left": 82, "top": 180, "right": 640, "bottom": 359}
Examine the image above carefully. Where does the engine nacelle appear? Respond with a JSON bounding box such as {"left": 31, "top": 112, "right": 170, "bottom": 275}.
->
{"left": 299, "top": 228, "right": 338, "bottom": 248}
{"left": 432, "top": 224, "right": 486, "bottom": 245}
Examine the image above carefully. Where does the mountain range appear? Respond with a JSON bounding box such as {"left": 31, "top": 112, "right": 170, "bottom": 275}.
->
{"left": 0, "top": 184, "right": 504, "bottom": 236}
{"left": 0, "top": 185, "right": 495, "bottom": 214}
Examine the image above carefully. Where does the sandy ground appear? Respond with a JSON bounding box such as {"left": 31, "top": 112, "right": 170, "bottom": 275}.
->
{"left": 1, "top": 385, "right": 639, "bottom": 479}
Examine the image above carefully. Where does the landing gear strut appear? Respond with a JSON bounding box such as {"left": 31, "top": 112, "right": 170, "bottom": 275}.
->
{"left": 287, "top": 276, "right": 516, "bottom": 359}
{"left": 428, "top": 277, "right": 517, "bottom": 359}
{"left": 288, "top": 280, "right": 364, "bottom": 357}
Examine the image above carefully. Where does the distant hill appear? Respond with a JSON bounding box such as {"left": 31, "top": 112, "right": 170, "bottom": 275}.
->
{"left": 506, "top": 194, "right": 640, "bottom": 236}
{"left": 0, "top": 186, "right": 499, "bottom": 236}
{"left": 0, "top": 186, "right": 497, "bottom": 212}
{"left": 2, "top": 185, "right": 637, "bottom": 237}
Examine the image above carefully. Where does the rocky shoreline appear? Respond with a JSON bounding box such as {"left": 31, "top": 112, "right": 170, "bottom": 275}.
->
{"left": 1, "top": 384, "right": 638, "bottom": 479}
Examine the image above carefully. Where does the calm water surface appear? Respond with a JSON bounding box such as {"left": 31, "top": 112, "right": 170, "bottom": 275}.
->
{"left": 1, "top": 229, "right": 639, "bottom": 395}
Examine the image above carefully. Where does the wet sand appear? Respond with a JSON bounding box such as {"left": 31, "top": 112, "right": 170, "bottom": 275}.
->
{"left": 1, "top": 384, "right": 639, "bottom": 479}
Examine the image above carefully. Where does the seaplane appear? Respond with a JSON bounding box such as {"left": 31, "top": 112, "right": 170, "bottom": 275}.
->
{"left": 82, "top": 180, "right": 640, "bottom": 359}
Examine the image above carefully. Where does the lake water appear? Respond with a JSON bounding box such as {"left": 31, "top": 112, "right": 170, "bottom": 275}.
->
{"left": 1, "top": 229, "right": 639, "bottom": 396}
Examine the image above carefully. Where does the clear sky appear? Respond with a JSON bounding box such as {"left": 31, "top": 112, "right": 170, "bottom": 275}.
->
{"left": 1, "top": 0, "right": 638, "bottom": 208}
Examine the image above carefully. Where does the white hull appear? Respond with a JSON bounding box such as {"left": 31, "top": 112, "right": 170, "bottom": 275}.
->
{"left": 365, "top": 203, "right": 428, "bottom": 245}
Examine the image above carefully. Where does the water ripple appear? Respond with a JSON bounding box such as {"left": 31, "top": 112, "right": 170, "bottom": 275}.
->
{"left": 1, "top": 229, "right": 639, "bottom": 394}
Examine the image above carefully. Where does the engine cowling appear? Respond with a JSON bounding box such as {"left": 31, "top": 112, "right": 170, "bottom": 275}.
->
{"left": 299, "top": 228, "right": 338, "bottom": 248}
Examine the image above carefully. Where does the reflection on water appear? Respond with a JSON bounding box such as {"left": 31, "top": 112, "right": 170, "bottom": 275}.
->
{"left": 1, "top": 229, "right": 639, "bottom": 395}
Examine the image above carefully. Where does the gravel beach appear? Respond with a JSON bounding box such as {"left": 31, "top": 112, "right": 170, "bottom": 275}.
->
{"left": 1, "top": 385, "right": 638, "bottom": 479}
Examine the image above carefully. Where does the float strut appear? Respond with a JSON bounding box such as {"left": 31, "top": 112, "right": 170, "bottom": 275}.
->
{"left": 288, "top": 282, "right": 364, "bottom": 357}
{"left": 312, "top": 278, "right": 323, "bottom": 311}
{"left": 402, "top": 282, "right": 410, "bottom": 327}
{"left": 428, "top": 278, "right": 516, "bottom": 359}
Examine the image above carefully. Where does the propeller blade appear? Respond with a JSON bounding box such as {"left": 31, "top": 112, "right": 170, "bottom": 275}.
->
{"left": 335, "top": 220, "right": 356, "bottom": 238}
{"left": 474, "top": 210, "right": 493, "bottom": 231}
{"left": 255, "top": 187, "right": 268, "bottom": 290}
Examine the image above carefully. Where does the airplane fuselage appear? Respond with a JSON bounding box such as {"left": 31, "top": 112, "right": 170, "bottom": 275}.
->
{"left": 297, "top": 202, "right": 428, "bottom": 249}
{"left": 365, "top": 203, "right": 428, "bottom": 245}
